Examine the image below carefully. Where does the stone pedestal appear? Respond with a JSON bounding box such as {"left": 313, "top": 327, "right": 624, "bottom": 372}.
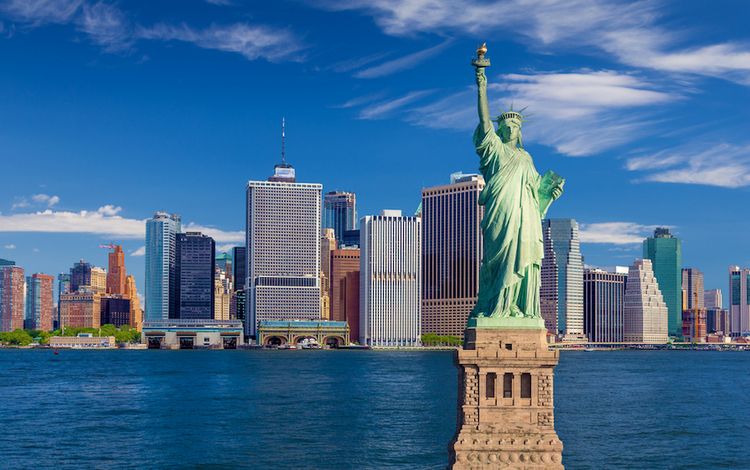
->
{"left": 449, "top": 327, "right": 564, "bottom": 469}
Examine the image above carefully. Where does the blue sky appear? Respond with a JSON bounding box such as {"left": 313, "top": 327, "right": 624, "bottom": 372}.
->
{"left": 1, "top": 0, "right": 749, "bottom": 305}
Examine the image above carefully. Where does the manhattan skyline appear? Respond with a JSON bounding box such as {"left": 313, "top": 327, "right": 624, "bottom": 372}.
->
{"left": 1, "top": 0, "right": 750, "bottom": 297}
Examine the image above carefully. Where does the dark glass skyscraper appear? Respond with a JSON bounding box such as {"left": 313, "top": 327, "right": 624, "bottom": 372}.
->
{"left": 145, "top": 211, "right": 181, "bottom": 321}
{"left": 323, "top": 191, "right": 357, "bottom": 246}
{"left": 69, "top": 260, "right": 92, "bottom": 293}
{"left": 232, "top": 246, "right": 246, "bottom": 290}
{"left": 175, "top": 232, "right": 215, "bottom": 320}
{"left": 584, "top": 269, "right": 627, "bottom": 342}
{"left": 643, "top": 227, "right": 682, "bottom": 338}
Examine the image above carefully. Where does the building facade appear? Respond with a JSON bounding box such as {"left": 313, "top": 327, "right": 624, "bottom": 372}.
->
{"left": 125, "top": 275, "right": 143, "bottom": 330}
{"left": 107, "top": 245, "right": 127, "bottom": 295}
{"left": 705, "top": 289, "right": 722, "bottom": 309}
{"left": 643, "top": 227, "right": 682, "bottom": 338}
{"left": 59, "top": 290, "right": 101, "bottom": 329}
{"left": 583, "top": 269, "right": 626, "bottom": 342}
{"left": 682, "top": 309, "right": 707, "bottom": 342}
{"left": 100, "top": 296, "right": 131, "bottom": 327}
{"left": 421, "top": 173, "right": 484, "bottom": 339}
{"left": 540, "top": 224, "right": 558, "bottom": 335}
{"left": 681, "top": 268, "right": 704, "bottom": 310}
{"left": 541, "top": 219, "right": 584, "bottom": 340}
{"left": 0, "top": 265, "right": 25, "bottom": 332}
{"left": 175, "top": 232, "right": 215, "bottom": 320}
{"left": 246, "top": 165, "right": 322, "bottom": 340}
{"left": 360, "top": 210, "right": 421, "bottom": 347}
{"left": 330, "top": 248, "right": 360, "bottom": 340}
{"left": 25, "top": 273, "right": 54, "bottom": 331}
{"left": 320, "top": 228, "right": 336, "bottom": 320}
{"left": 323, "top": 191, "right": 357, "bottom": 246}
{"left": 90, "top": 267, "right": 107, "bottom": 293}
{"left": 232, "top": 246, "right": 247, "bottom": 291}
{"left": 706, "top": 307, "right": 730, "bottom": 334}
{"left": 145, "top": 212, "right": 181, "bottom": 321}
{"left": 214, "top": 269, "right": 232, "bottom": 321}
{"left": 69, "top": 260, "right": 92, "bottom": 293}
{"left": 623, "top": 259, "right": 668, "bottom": 343}
{"left": 56, "top": 273, "right": 71, "bottom": 330}
{"left": 728, "top": 266, "right": 750, "bottom": 336}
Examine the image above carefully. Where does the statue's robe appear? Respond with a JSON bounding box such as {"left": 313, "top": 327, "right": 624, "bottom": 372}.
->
{"left": 472, "top": 125, "right": 545, "bottom": 318}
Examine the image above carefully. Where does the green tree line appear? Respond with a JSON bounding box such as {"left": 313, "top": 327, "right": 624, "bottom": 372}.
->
{"left": 0, "top": 324, "right": 140, "bottom": 347}
{"left": 421, "top": 333, "right": 463, "bottom": 346}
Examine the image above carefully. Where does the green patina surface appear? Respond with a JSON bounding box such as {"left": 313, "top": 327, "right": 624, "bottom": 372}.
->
{"left": 468, "top": 44, "right": 565, "bottom": 329}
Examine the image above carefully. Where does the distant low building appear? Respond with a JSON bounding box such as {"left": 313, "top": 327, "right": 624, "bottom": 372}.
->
{"left": 50, "top": 334, "right": 116, "bottom": 349}
{"left": 141, "top": 319, "right": 243, "bottom": 349}
{"left": 257, "top": 320, "right": 349, "bottom": 348}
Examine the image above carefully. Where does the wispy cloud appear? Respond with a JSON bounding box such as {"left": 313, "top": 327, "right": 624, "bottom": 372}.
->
{"left": 354, "top": 39, "right": 452, "bottom": 78}
{"left": 359, "top": 90, "right": 434, "bottom": 119}
{"left": 0, "top": 205, "right": 243, "bottom": 242}
{"left": 130, "top": 246, "right": 145, "bottom": 257}
{"left": 3, "top": 244, "right": 16, "bottom": 250}
{"left": 627, "top": 143, "right": 750, "bottom": 188}
{"left": 2, "top": 0, "right": 83, "bottom": 26}
{"left": 328, "top": 51, "right": 392, "bottom": 73}
{"left": 405, "top": 70, "right": 676, "bottom": 156}
{"left": 76, "top": 1, "right": 132, "bottom": 52}
{"left": 136, "top": 22, "right": 303, "bottom": 62}
{"left": 579, "top": 222, "right": 661, "bottom": 244}
{"left": 333, "top": 92, "right": 386, "bottom": 109}
{"left": 31, "top": 193, "right": 60, "bottom": 207}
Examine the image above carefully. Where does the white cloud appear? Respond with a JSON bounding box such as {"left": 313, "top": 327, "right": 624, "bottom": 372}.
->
{"left": 76, "top": 2, "right": 132, "bottom": 52}
{"left": 354, "top": 39, "right": 452, "bottom": 78}
{"left": 2, "top": 0, "right": 83, "bottom": 25}
{"left": 405, "top": 70, "right": 676, "bottom": 156}
{"left": 130, "top": 246, "right": 145, "bottom": 257}
{"left": 627, "top": 143, "right": 750, "bottom": 188}
{"left": 31, "top": 193, "right": 60, "bottom": 207}
{"left": 359, "top": 90, "right": 434, "bottom": 119}
{"left": 136, "top": 22, "right": 303, "bottom": 62}
{"left": 0, "top": 205, "right": 242, "bottom": 242}
{"left": 579, "top": 222, "right": 661, "bottom": 245}
{"left": 3, "top": 244, "right": 16, "bottom": 249}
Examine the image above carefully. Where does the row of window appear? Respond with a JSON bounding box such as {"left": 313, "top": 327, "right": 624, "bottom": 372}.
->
{"left": 485, "top": 372, "right": 532, "bottom": 399}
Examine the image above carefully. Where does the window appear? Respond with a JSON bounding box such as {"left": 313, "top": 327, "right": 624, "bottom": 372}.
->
{"left": 486, "top": 373, "right": 496, "bottom": 398}
{"left": 521, "top": 373, "right": 532, "bottom": 398}
{"left": 503, "top": 373, "right": 513, "bottom": 398}
{"left": 504, "top": 343, "right": 513, "bottom": 350}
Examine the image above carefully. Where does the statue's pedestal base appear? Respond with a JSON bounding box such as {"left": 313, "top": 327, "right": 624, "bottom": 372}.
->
{"left": 450, "top": 328, "right": 564, "bottom": 469}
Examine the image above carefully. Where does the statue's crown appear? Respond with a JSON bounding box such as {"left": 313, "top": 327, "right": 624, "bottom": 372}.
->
{"left": 498, "top": 111, "right": 523, "bottom": 122}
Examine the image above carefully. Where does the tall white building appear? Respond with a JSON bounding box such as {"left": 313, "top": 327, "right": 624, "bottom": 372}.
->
{"left": 246, "top": 162, "right": 322, "bottom": 340}
{"left": 541, "top": 219, "right": 584, "bottom": 340}
{"left": 728, "top": 266, "right": 750, "bottom": 336}
{"left": 145, "top": 212, "right": 181, "bottom": 321}
{"left": 624, "top": 259, "right": 668, "bottom": 343}
{"left": 360, "top": 210, "right": 421, "bottom": 347}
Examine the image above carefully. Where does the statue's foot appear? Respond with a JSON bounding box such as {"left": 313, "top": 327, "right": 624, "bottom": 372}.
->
{"left": 509, "top": 305, "right": 525, "bottom": 317}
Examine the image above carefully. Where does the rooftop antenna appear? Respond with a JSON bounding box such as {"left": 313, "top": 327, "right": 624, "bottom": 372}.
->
{"left": 281, "top": 117, "right": 286, "bottom": 165}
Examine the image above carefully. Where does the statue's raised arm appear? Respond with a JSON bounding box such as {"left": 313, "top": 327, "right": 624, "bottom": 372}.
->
{"left": 473, "top": 43, "right": 494, "bottom": 137}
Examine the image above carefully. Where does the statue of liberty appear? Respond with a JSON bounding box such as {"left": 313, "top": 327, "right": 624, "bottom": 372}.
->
{"left": 469, "top": 43, "right": 565, "bottom": 326}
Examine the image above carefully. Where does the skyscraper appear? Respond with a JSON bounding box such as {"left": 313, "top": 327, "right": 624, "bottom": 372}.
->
{"left": 0, "top": 265, "right": 25, "bottom": 332}
{"left": 330, "top": 248, "right": 360, "bottom": 340}
{"left": 323, "top": 191, "right": 357, "bottom": 246}
{"left": 540, "top": 224, "right": 558, "bottom": 335}
{"left": 360, "top": 210, "right": 421, "bottom": 347}
{"left": 25, "top": 273, "right": 54, "bottom": 331}
{"left": 623, "top": 259, "right": 668, "bottom": 344}
{"left": 421, "top": 173, "right": 484, "bottom": 339}
{"left": 56, "top": 273, "right": 70, "bottom": 329}
{"left": 246, "top": 159, "right": 322, "bottom": 339}
{"left": 704, "top": 289, "right": 722, "bottom": 309}
{"left": 728, "top": 266, "right": 750, "bottom": 336}
{"left": 107, "top": 245, "right": 127, "bottom": 295}
{"left": 69, "top": 260, "right": 92, "bottom": 292}
{"left": 320, "top": 228, "right": 336, "bottom": 320}
{"left": 681, "top": 268, "right": 704, "bottom": 310}
{"left": 643, "top": 227, "right": 682, "bottom": 338}
{"left": 175, "top": 232, "right": 215, "bottom": 320}
{"left": 214, "top": 268, "right": 232, "bottom": 321}
{"left": 125, "top": 274, "right": 142, "bottom": 330}
{"left": 541, "top": 219, "right": 584, "bottom": 340}
{"left": 100, "top": 296, "right": 131, "bottom": 327}
{"left": 215, "top": 252, "right": 232, "bottom": 283}
{"left": 90, "top": 267, "right": 107, "bottom": 293}
{"left": 231, "top": 246, "right": 247, "bottom": 291}
{"left": 584, "top": 268, "right": 626, "bottom": 342}
{"left": 145, "top": 212, "right": 181, "bottom": 321}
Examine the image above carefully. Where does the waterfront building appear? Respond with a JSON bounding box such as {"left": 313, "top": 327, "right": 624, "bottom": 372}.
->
{"left": 323, "top": 191, "right": 357, "bottom": 247}
{"left": 49, "top": 334, "right": 116, "bottom": 349}
{"left": 141, "top": 319, "right": 244, "bottom": 349}
{"left": 246, "top": 160, "right": 322, "bottom": 340}
{"left": 682, "top": 309, "right": 707, "bottom": 342}
{"left": 25, "top": 273, "right": 54, "bottom": 331}
{"left": 107, "top": 245, "right": 127, "bottom": 295}
{"left": 232, "top": 246, "right": 246, "bottom": 290}
{"left": 583, "top": 268, "right": 626, "bottom": 343}
{"left": 214, "top": 269, "right": 232, "bottom": 321}
{"left": 175, "top": 232, "right": 215, "bottom": 320}
{"left": 705, "top": 289, "right": 722, "bottom": 309}
{"left": 421, "top": 173, "right": 484, "bottom": 340}
{"left": 69, "top": 260, "right": 92, "bottom": 292}
{"left": 643, "top": 227, "right": 682, "bottom": 337}
{"left": 330, "top": 248, "right": 360, "bottom": 340}
{"left": 59, "top": 290, "right": 101, "bottom": 329}
{"left": 91, "top": 267, "right": 107, "bottom": 293}
{"left": 125, "top": 275, "right": 143, "bottom": 330}
{"left": 320, "top": 228, "right": 336, "bottom": 320}
{"left": 360, "top": 210, "right": 421, "bottom": 347}
{"left": 541, "top": 219, "right": 584, "bottom": 340}
{"left": 257, "top": 320, "right": 349, "bottom": 348}
{"left": 706, "top": 307, "right": 730, "bottom": 334}
{"left": 623, "top": 259, "right": 668, "bottom": 343}
{"left": 0, "top": 265, "right": 25, "bottom": 332}
{"left": 145, "top": 212, "right": 181, "bottom": 321}
{"left": 100, "top": 295, "right": 131, "bottom": 327}
{"left": 682, "top": 268, "right": 704, "bottom": 310}
{"left": 56, "top": 273, "right": 70, "bottom": 329}
{"left": 728, "top": 266, "right": 750, "bottom": 336}
{"left": 341, "top": 229, "right": 360, "bottom": 248}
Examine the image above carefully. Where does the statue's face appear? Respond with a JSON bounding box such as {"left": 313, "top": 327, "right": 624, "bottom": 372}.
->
{"left": 500, "top": 120, "right": 521, "bottom": 142}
